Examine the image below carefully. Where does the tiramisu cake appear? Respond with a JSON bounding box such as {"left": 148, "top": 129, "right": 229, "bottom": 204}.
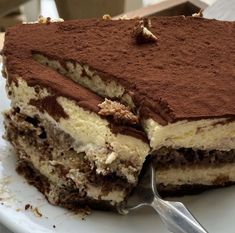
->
{"left": 2, "top": 16, "right": 235, "bottom": 210}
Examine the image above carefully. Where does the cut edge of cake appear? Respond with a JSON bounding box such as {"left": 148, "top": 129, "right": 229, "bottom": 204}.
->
{"left": 2, "top": 60, "right": 150, "bottom": 209}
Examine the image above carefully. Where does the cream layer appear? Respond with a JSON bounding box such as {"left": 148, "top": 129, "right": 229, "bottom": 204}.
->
{"left": 157, "top": 164, "right": 235, "bottom": 186}
{"left": 144, "top": 118, "right": 235, "bottom": 151}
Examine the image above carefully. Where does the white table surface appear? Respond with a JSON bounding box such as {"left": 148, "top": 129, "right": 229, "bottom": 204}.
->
{"left": 0, "top": 224, "right": 12, "bottom": 233}
{"left": 0, "top": 32, "right": 10, "bottom": 233}
{"left": 0, "top": 25, "right": 10, "bottom": 233}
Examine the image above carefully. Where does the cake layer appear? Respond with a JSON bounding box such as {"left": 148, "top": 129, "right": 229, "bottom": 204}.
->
{"left": 17, "top": 160, "right": 235, "bottom": 209}
{"left": 32, "top": 54, "right": 235, "bottom": 151}
{"left": 3, "top": 16, "right": 235, "bottom": 125}
{"left": 16, "top": 160, "right": 118, "bottom": 210}
{"left": 4, "top": 109, "right": 135, "bottom": 206}
{"left": 6, "top": 75, "right": 150, "bottom": 184}
{"left": 153, "top": 147, "right": 235, "bottom": 168}
{"left": 5, "top": 108, "right": 235, "bottom": 207}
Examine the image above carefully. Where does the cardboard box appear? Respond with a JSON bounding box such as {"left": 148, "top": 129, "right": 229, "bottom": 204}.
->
{"left": 115, "top": 0, "right": 208, "bottom": 19}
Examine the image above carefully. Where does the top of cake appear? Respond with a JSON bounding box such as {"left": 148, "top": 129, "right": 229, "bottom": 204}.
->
{"left": 3, "top": 16, "right": 235, "bottom": 125}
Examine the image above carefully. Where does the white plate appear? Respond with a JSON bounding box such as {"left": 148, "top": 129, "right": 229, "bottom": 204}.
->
{"left": 0, "top": 71, "right": 235, "bottom": 233}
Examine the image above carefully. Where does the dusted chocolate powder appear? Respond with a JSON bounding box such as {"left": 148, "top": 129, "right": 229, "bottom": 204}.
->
{"left": 3, "top": 16, "right": 235, "bottom": 125}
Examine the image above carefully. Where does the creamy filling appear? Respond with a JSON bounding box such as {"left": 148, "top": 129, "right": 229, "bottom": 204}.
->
{"left": 33, "top": 54, "right": 235, "bottom": 151}
{"left": 157, "top": 164, "right": 235, "bottom": 186}
{"left": 144, "top": 118, "right": 235, "bottom": 151}
{"left": 7, "top": 77, "right": 150, "bottom": 183}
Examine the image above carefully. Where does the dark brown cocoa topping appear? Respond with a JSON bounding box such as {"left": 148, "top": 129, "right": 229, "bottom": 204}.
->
{"left": 3, "top": 16, "right": 235, "bottom": 125}
{"left": 29, "top": 96, "right": 68, "bottom": 121}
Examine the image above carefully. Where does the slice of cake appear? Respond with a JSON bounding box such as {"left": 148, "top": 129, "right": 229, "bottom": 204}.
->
{"left": 2, "top": 16, "right": 235, "bottom": 210}
{"left": 2, "top": 58, "right": 149, "bottom": 209}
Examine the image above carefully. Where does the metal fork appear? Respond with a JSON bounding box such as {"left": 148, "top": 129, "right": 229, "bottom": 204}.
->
{"left": 119, "top": 162, "right": 208, "bottom": 233}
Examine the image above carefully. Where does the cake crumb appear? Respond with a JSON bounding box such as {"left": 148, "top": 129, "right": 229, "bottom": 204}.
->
{"left": 23, "top": 16, "right": 64, "bottom": 24}
{"left": 0, "top": 176, "right": 13, "bottom": 202}
{"left": 80, "top": 207, "right": 91, "bottom": 220}
{"left": 118, "top": 14, "right": 130, "bottom": 20}
{"left": 98, "top": 99, "right": 139, "bottom": 125}
{"left": 102, "top": 14, "right": 112, "bottom": 20}
{"left": 105, "top": 152, "right": 118, "bottom": 164}
{"left": 132, "top": 19, "right": 158, "bottom": 44}
{"left": 143, "top": 18, "right": 152, "bottom": 28}
{"left": 38, "top": 15, "right": 51, "bottom": 24}
{"left": 32, "top": 206, "right": 43, "bottom": 217}
{"left": 25, "top": 203, "right": 31, "bottom": 210}
{"left": 25, "top": 204, "right": 43, "bottom": 217}
{"left": 192, "top": 9, "right": 203, "bottom": 18}
{"left": 51, "top": 18, "right": 64, "bottom": 23}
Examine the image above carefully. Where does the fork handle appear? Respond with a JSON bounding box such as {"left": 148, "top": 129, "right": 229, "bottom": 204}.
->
{"left": 151, "top": 197, "right": 208, "bottom": 233}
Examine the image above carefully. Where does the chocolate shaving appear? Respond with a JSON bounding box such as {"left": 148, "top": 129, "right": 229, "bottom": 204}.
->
{"left": 25, "top": 204, "right": 31, "bottom": 210}
{"left": 132, "top": 18, "right": 158, "bottom": 44}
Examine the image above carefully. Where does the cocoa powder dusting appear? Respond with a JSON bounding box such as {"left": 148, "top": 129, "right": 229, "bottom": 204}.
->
{"left": 3, "top": 16, "right": 235, "bottom": 123}
{"left": 30, "top": 96, "right": 68, "bottom": 121}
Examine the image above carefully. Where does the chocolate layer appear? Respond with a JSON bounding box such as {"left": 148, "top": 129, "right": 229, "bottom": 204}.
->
{"left": 3, "top": 17, "right": 235, "bottom": 125}
{"left": 153, "top": 147, "right": 235, "bottom": 168}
